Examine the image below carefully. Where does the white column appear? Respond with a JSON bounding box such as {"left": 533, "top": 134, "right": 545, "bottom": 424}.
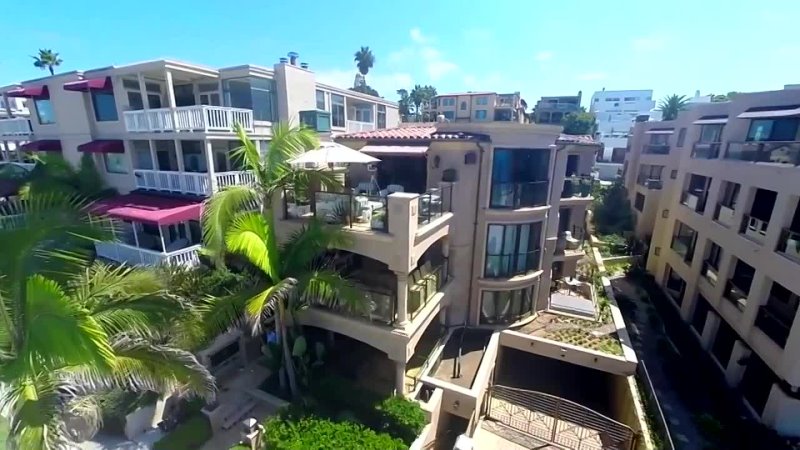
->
{"left": 396, "top": 272, "right": 409, "bottom": 326}
{"left": 2, "top": 94, "right": 12, "bottom": 118}
{"left": 148, "top": 139, "right": 157, "bottom": 170}
{"left": 174, "top": 140, "right": 185, "bottom": 172}
{"left": 158, "top": 226, "right": 167, "bottom": 253}
{"left": 15, "top": 141, "right": 22, "bottom": 162}
{"left": 164, "top": 69, "right": 178, "bottom": 131}
{"left": 394, "top": 360, "right": 406, "bottom": 396}
{"left": 0, "top": 141, "right": 7, "bottom": 161}
{"left": 137, "top": 73, "right": 151, "bottom": 109}
{"left": 205, "top": 140, "right": 217, "bottom": 194}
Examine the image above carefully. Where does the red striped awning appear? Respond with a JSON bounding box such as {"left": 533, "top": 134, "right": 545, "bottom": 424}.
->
{"left": 90, "top": 194, "right": 202, "bottom": 225}
{"left": 19, "top": 140, "right": 62, "bottom": 152}
{"left": 63, "top": 77, "right": 112, "bottom": 92}
{"left": 78, "top": 140, "right": 124, "bottom": 154}
{"left": 6, "top": 85, "right": 49, "bottom": 99}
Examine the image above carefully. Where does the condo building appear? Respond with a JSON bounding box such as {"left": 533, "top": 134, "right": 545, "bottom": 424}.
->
{"left": 623, "top": 88, "right": 800, "bottom": 436}
{"left": 532, "top": 91, "right": 582, "bottom": 125}
{"left": 427, "top": 91, "right": 525, "bottom": 123}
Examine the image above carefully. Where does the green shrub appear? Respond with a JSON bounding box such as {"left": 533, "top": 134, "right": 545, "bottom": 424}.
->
{"left": 376, "top": 396, "right": 427, "bottom": 445}
{"left": 263, "top": 413, "right": 406, "bottom": 450}
{"left": 153, "top": 415, "right": 212, "bottom": 450}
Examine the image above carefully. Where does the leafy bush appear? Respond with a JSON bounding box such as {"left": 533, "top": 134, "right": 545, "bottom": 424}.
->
{"left": 376, "top": 396, "right": 427, "bottom": 445}
{"left": 263, "top": 412, "right": 406, "bottom": 450}
{"left": 153, "top": 415, "right": 212, "bottom": 450}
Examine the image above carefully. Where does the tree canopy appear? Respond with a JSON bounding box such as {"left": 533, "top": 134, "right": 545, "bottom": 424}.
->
{"left": 658, "top": 94, "right": 689, "bottom": 121}
{"left": 561, "top": 111, "right": 597, "bottom": 135}
{"left": 32, "top": 49, "right": 62, "bottom": 76}
{"left": 353, "top": 46, "right": 375, "bottom": 76}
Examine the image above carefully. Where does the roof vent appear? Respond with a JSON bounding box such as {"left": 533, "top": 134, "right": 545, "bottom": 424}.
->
{"left": 300, "top": 62, "right": 309, "bottom": 69}
{"left": 288, "top": 52, "right": 299, "bottom": 65}
{"left": 279, "top": 57, "right": 288, "bottom": 64}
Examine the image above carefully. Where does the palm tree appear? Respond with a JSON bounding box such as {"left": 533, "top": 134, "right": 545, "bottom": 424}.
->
{"left": 397, "top": 89, "right": 411, "bottom": 121}
{"left": 353, "top": 46, "right": 375, "bottom": 77}
{"left": 0, "top": 194, "right": 215, "bottom": 449}
{"left": 31, "top": 49, "right": 63, "bottom": 76}
{"left": 202, "top": 123, "right": 362, "bottom": 398}
{"left": 409, "top": 85, "right": 424, "bottom": 121}
{"left": 657, "top": 94, "right": 689, "bottom": 121}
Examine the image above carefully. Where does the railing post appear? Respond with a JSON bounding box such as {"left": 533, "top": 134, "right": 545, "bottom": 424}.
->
{"left": 550, "top": 396, "right": 560, "bottom": 443}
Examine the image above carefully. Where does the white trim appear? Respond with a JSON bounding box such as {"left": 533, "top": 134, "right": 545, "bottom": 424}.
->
{"left": 645, "top": 129, "right": 674, "bottom": 135}
{"left": 693, "top": 118, "right": 729, "bottom": 125}
{"left": 737, "top": 107, "right": 800, "bottom": 119}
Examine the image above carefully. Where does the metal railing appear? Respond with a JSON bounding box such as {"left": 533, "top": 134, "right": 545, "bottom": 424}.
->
{"left": 0, "top": 117, "right": 32, "bottom": 136}
{"left": 409, "top": 258, "right": 449, "bottom": 320}
{"left": 691, "top": 142, "right": 721, "bottom": 159}
{"left": 643, "top": 144, "right": 671, "bottom": 155}
{"left": 725, "top": 141, "right": 800, "bottom": 165}
{"left": 636, "top": 361, "right": 676, "bottom": 450}
{"left": 487, "top": 385, "right": 637, "bottom": 450}
{"left": 123, "top": 105, "right": 254, "bottom": 133}
{"left": 417, "top": 184, "right": 453, "bottom": 225}
{"left": 325, "top": 283, "right": 397, "bottom": 325}
{"left": 755, "top": 305, "right": 792, "bottom": 348}
{"left": 95, "top": 241, "right": 201, "bottom": 267}
{"left": 561, "top": 177, "right": 593, "bottom": 199}
{"left": 490, "top": 180, "right": 549, "bottom": 209}
{"left": 777, "top": 228, "right": 800, "bottom": 263}
{"left": 133, "top": 169, "right": 212, "bottom": 196}
{"left": 724, "top": 279, "right": 749, "bottom": 310}
{"left": 283, "top": 189, "right": 389, "bottom": 232}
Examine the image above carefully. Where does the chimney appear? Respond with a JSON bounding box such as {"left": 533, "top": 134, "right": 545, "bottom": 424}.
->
{"left": 288, "top": 52, "right": 299, "bottom": 65}
{"left": 300, "top": 62, "right": 309, "bottom": 69}
{"left": 279, "top": 57, "right": 288, "bottom": 64}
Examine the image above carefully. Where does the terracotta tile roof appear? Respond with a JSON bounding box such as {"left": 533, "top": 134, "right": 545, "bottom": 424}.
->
{"left": 338, "top": 126, "right": 481, "bottom": 141}
{"left": 557, "top": 134, "right": 598, "bottom": 145}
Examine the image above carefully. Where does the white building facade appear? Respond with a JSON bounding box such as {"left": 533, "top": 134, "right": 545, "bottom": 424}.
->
{"left": 590, "top": 89, "right": 655, "bottom": 162}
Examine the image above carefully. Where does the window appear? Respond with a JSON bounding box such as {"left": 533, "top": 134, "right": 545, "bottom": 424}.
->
{"left": 711, "top": 320, "right": 736, "bottom": 367}
{"left": 460, "top": 101, "right": 467, "bottom": 110}
{"left": 331, "top": 94, "right": 345, "bottom": 127}
{"left": 124, "top": 79, "right": 162, "bottom": 110}
{"left": 34, "top": 98, "right": 55, "bottom": 124}
{"left": 198, "top": 83, "right": 221, "bottom": 106}
{"left": 91, "top": 91, "right": 118, "bottom": 122}
{"left": 747, "top": 118, "right": 799, "bottom": 141}
{"left": 706, "top": 241, "right": 722, "bottom": 269}
{"left": 103, "top": 153, "right": 127, "bottom": 174}
{"left": 719, "top": 181, "right": 740, "bottom": 208}
{"left": 442, "top": 111, "right": 455, "bottom": 120}
{"left": 484, "top": 222, "right": 543, "bottom": 278}
{"left": 354, "top": 107, "right": 373, "bottom": 123}
{"left": 377, "top": 105, "right": 386, "bottom": 129}
{"left": 480, "top": 286, "right": 536, "bottom": 324}
{"left": 132, "top": 140, "right": 153, "bottom": 169}
{"left": 316, "top": 90, "right": 327, "bottom": 111}
{"left": 181, "top": 140, "right": 207, "bottom": 173}
{"left": 223, "top": 77, "right": 277, "bottom": 122}
{"left": 726, "top": 259, "right": 756, "bottom": 310}
{"left": 490, "top": 148, "right": 550, "bottom": 208}
{"left": 670, "top": 169, "right": 678, "bottom": 179}
{"left": 634, "top": 193, "right": 645, "bottom": 211}
{"left": 474, "top": 110, "right": 487, "bottom": 120}
{"left": 691, "top": 295, "right": 710, "bottom": 334}
{"left": 664, "top": 265, "right": 686, "bottom": 305}
{"left": 671, "top": 221, "right": 697, "bottom": 262}
{"left": 476, "top": 96, "right": 488, "bottom": 106}
{"left": 700, "top": 124, "right": 724, "bottom": 143}
{"left": 441, "top": 97, "right": 455, "bottom": 107}
{"left": 624, "top": 97, "right": 638, "bottom": 101}
{"left": 676, "top": 128, "right": 687, "bottom": 147}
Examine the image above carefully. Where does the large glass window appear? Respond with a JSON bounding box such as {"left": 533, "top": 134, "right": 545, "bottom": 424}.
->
{"left": 747, "top": 118, "right": 799, "bottom": 141}
{"left": 484, "top": 222, "right": 543, "bottom": 277}
{"left": 34, "top": 98, "right": 55, "bottom": 124}
{"left": 331, "top": 94, "right": 345, "bottom": 127}
{"left": 223, "top": 77, "right": 277, "bottom": 122}
{"left": 480, "top": 286, "right": 536, "bottom": 324}
{"left": 91, "top": 91, "right": 118, "bottom": 122}
{"left": 700, "top": 124, "right": 724, "bottom": 142}
{"left": 490, "top": 148, "right": 550, "bottom": 208}
{"left": 377, "top": 105, "right": 386, "bottom": 129}
{"left": 670, "top": 221, "right": 697, "bottom": 262}
{"left": 316, "top": 90, "right": 327, "bottom": 110}
{"left": 123, "top": 79, "right": 162, "bottom": 110}
{"left": 180, "top": 140, "right": 208, "bottom": 173}
{"left": 474, "top": 110, "right": 487, "bottom": 120}
{"left": 132, "top": 140, "right": 153, "bottom": 169}
{"left": 103, "top": 153, "right": 128, "bottom": 174}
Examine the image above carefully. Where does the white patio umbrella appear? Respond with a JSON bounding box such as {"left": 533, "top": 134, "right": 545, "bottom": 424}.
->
{"left": 289, "top": 142, "right": 380, "bottom": 167}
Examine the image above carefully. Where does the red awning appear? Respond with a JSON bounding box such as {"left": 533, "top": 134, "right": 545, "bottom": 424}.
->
{"left": 90, "top": 194, "right": 202, "bottom": 225}
{"left": 19, "top": 140, "right": 62, "bottom": 152}
{"left": 6, "top": 85, "right": 49, "bottom": 98}
{"left": 78, "top": 140, "right": 124, "bottom": 154}
{"left": 63, "top": 77, "right": 112, "bottom": 92}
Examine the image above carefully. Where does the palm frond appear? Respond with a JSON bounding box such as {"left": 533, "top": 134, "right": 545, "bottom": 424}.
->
{"left": 264, "top": 122, "right": 319, "bottom": 191}
{"left": 230, "top": 124, "right": 263, "bottom": 176}
{"left": 69, "top": 263, "right": 165, "bottom": 309}
{"left": 2, "top": 374, "right": 76, "bottom": 450}
{"left": 279, "top": 219, "right": 352, "bottom": 274}
{"left": 224, "top": 211, "right": 280, "bottom": 280}
{"left": 201, "top": 185, "right": 258, "bottom": 263}
{"left": 297, "top": 269, "right": 364, "bottom": 313}
{"left": 244, "top": 279, "right": 297, "bottom": 336}
{"left": 193, "top": 289, "right": 254, "bottom": 342}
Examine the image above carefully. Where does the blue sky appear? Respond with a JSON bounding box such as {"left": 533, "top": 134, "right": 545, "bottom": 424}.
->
{"left": 3, "top": 0, "right": 799, "bottom": 107}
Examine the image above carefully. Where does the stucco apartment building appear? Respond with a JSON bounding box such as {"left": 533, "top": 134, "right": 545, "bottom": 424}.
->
{"left": 426, "top": 91, "right": 525, "bottom": 123}
{"left": 623, "top": 88, "right": 800, "bottom": 436}
{"left": 532, "top": 91, "right": 582, "bottom": 125}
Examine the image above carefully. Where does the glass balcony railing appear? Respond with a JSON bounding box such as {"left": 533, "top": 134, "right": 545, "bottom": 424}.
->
{"left": 561, "top": 177, "right": 594, "bottom": 199}
{"left": 418, "top": 185, "right": 453, "bottom": 225}
{"left": 724, "top": 279, "right": 749, "bottom": 310}
{"left": 643, "top": 144, "right": 671, "bottom": 155}
{"left": 777, "top": 228, "right": 800, "bottom": 264}
{"left": 484, "top": 249, "right": 542, "bottom": 278}
{"left": 691, "top": 142, "right": 722, "bottom": 159}
{"left": 740, "top": 215, "right": 769, "bottom": 243}
{"left": 637, "top": 175, "right": 663, "bottom": 189}
{"left": 725, "top": 141, "right": 800, "bottom": 165}
{"left": 490, "top": 181, "right": 550, "bottom": 209}
{"left": 755, "top": 305, "right": 793, "bottom": 348}
{"left": 283, "top": 189, "right": 389, "bottom": 232}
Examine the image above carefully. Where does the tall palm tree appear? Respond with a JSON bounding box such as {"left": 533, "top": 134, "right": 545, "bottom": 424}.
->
{"left": 657, "top": 94, "right": 689, "bottom": 121}
{"left": 31, "top": 49, "right": 63, "bottom": 76}
{"left": 202, "top": 123, "right": 362, "bottom": 398}
{"left": 0, "top": 194, "right": 215, "bottom": 449}
{"left": 409, "top": 85, "right": 424, "bottom": 121}
{"left": 353, "top": 46, "right": 375, "bottom": 77}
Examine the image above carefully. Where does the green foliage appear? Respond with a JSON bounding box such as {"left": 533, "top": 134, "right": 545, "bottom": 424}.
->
{"left": 263, "top": 412, "right": 406, "bottom": 450}
{"left": 153, "top": 415, "right": 212, "bottom": 450}
{"left": 97, "top": 390, "right": 158, "bottom": 433}
{"left": 561, "top": 111, "right": 597, "bottom": 135}
{"left": 376, "top": 396, "right": 427, "bottom": 445}
{"left": 351, "top": 84, "right": 380, "bottom": 97}
{"left": 31, "top": 48, "right": 63, "bottom": 75}
{"left": 354, "top": 46, "right": 375, "bottom": 76}
{"left": 407, "top": 85, "right": 438, "bottom": 121}
{"left": 22, "top": 153, "right": 114, "bottom": 200}
{"left": 592, "top": 181, "right": 634, "bottom": 235}
{"left": 397, "top": 89, "right": 411, "bottom": 119}
{"left": 657, "top": 94, "right": 689, "bottom": 121}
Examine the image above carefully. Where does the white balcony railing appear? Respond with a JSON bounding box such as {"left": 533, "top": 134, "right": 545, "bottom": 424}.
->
{"left": 134, "top": 170, "right": 212, "bottom": 196}
{"left": 215, "top": 171, "right": 256, "bottom": 189}
{"left": 123, "top": 106, "right": 254, "bottom": 133}
{"left": 0, "top": 118, "right": 32, "bottom": 136}
{"left": 345, "top": 120, "right": 375, "bottom": 133}
{"left": 95, "top": 241, "right": 201, "bottom": 267}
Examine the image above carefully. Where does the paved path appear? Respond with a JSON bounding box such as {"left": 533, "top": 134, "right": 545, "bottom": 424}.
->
{"left": 611, "top": 276, "right": 707, "bottom": 450}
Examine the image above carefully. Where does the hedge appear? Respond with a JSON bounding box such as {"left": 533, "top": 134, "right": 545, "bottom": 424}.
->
{"left": 263, "top": 413, "right": 406, "bottom": 450}
{"left": 152, "top": 415, "right": 212, "bottom": 450}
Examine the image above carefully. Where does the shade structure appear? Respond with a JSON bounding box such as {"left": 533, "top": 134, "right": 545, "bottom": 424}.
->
{"left": 693, "top": 116, "right": 729, "bottom": 125}
{"left": 63, "top": 77, "right": 112, "bottom": 92}
{"left": 6, "top": 85, "right": 49, "bottom": 98}
{"left": 289, "top": 142, "right": 380, "bottom": 167}
{"left": 90, "top": 194, "right": 202, "bottom": 225}
{"left": 360, "top": 145, "right": 428, "bottom": 156}
{"left": 19, "top": 140, "right": 62, "bottom": 152}
{"left": 78, "top": 139, "right": 124, "bottom": 154}
{"left": 738, "top": 105, "right": 800, "bottom": 119}
{"left": 644, "top": 129, "right": 674, "bottom": 135}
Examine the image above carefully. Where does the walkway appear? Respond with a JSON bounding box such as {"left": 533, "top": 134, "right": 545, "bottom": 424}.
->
{"left": 611, "top": 276, "right": 707, "bottom": 449}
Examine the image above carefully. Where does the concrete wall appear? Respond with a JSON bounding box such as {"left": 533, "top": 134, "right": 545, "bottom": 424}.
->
{"left": 274, "top": 63, "right": 317, "bottom": 126}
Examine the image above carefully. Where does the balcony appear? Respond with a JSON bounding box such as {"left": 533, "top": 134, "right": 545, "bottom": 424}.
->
{"left": 643, "top": 144, "right": 670, "bottom": 155}
{"left": 755, "top": 305, "right": 793, "bottom": 348}
{"left": 418, "top": 186, "right": 453, "bottom": 226}
{"left": 345, "top": 120, "right": 375, "bottom": 133}
{"left": 495, "top": 96, "right": 516, "bottom": 108}
{"left": 714, "top": 203, "right": 736, "bottom": 228}
{"left": 0, "top": 117, "right": 32, "bottom": 136}
{"left": 740, "top": 215, "right": 769, "bottom": 243}
{"left": 95, "top": 241, "right": 201, "bottom": 267}
{"left": 133, "top": 169, "right": 254, "bottom": 196}
{"left": 490, "top": 181, "right": 550, "bottom": 209}
{"left": 725, "top": 141, "right": 800, "bottom": 165}
{"left": 691, "top": 142, "right": 721, "bottom": 159}
{"left": 636, "top": 174, "right": 663, "bottom": 190}
{"left": 299, "top": 110, "right": 332, "bottom": 132}
{"left": 560, "top": 177, "right": 593, "bottom": 200}
{"left": 680, "top": 191, "right": 706, "bottom": 213}
{"left": 701, "top": 260, "right": 719, "bottom": 285}
{"left": 724, "top": 279, "right": 749, "bottom": 310}
{"left": 123, "top": 106, "right": 254, "bottom": 133}
{"left": 777, "top": 228, "right": 800, "bottom": 264}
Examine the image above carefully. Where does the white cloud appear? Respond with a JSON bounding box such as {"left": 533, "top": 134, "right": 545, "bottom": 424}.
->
{"left": 427, "top": 60, "right": 458, "bottom": 81}
{"left": 387, "top": 28, "right": 459, "bottom": 82}
{"left": 631, "top": 35, "right": 667, "bottom": 52}
{"left": 576, "top": 72, "right": 608, "bottom": 81}
{"left": 409, "top": 27, "right": 428, "bottom": 44}
{"left": 535, "top": 51, "right": 553, "bottom": 62}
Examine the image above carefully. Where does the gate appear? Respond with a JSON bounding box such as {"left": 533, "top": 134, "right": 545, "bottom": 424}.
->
{"left": 486, "top": 385, "right": 636, "bottom": 450}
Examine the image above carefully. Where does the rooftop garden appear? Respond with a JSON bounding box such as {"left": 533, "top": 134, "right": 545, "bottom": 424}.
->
{"left": 522, "top": 312, "right": 622, "bottom": 356}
